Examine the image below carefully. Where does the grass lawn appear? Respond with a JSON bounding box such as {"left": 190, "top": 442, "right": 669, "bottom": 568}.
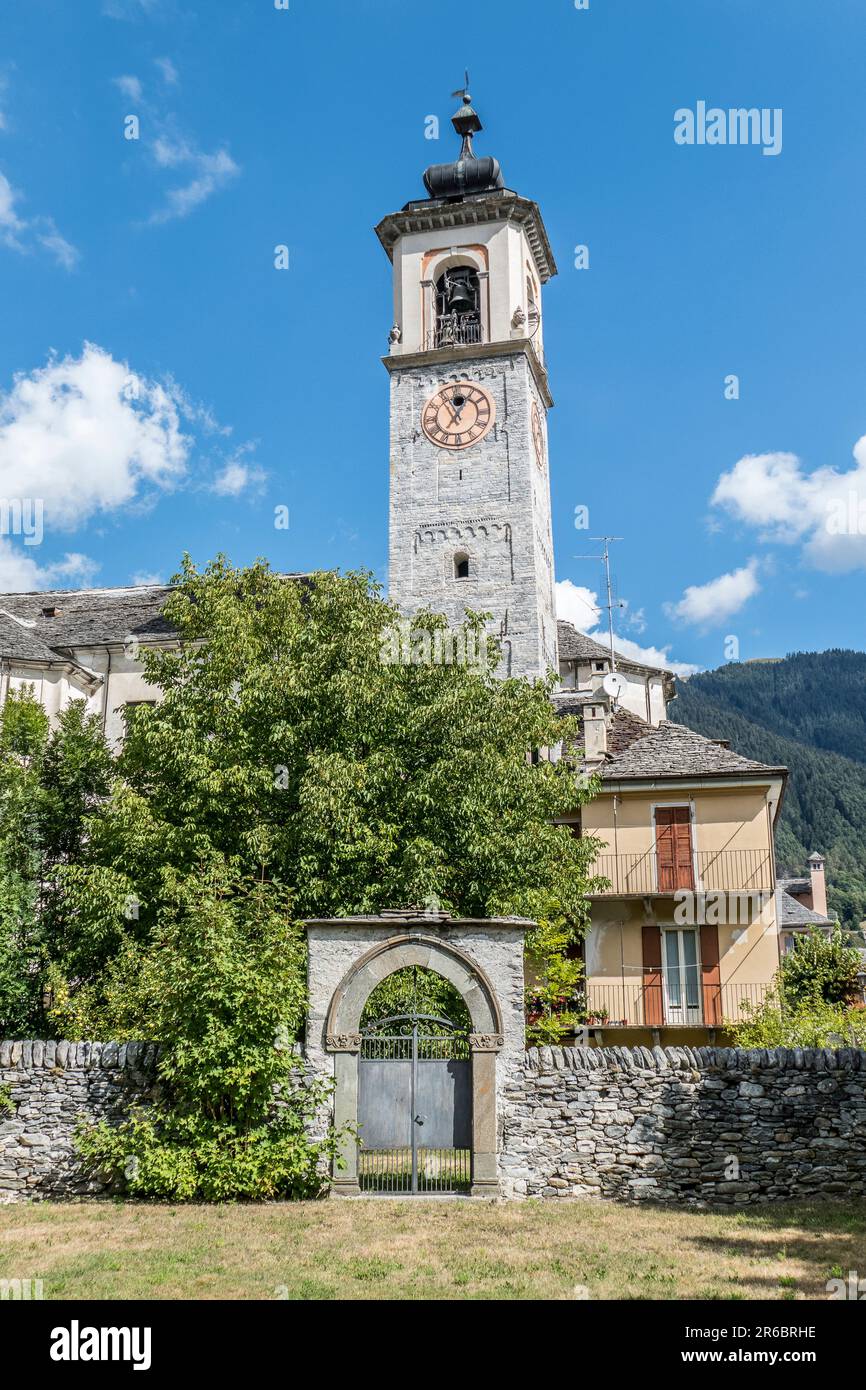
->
{"left": 1, "top": 1198, "right": 864, "bottom": 1300}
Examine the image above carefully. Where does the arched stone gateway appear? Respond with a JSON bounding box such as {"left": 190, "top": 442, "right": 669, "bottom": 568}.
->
{"left": 305, "top": 911, "right": 531, "bottom": 1196}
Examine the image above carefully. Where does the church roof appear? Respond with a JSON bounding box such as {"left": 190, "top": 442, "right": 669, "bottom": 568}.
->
{"left": 0, "top": 585, "right": 175, "bottom": 659}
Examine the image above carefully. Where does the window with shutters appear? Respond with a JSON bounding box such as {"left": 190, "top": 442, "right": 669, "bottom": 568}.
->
{"left": 654, "top": 805, "right": 695, "bottom": 892}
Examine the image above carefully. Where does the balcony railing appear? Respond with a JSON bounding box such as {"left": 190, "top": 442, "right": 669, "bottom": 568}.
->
{"left": 588, "top": 848, "right": 774, "bottom": 897}
{"left": 582, "top": 980, "right": 770, "bottom": 1029}
{"left": 426, "top": 317, "right": 483, "bottom": 350}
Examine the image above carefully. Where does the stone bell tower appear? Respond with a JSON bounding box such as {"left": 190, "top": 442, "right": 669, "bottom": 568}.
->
{"left": 376, "top": 85, "right": 559, "bottom": 679}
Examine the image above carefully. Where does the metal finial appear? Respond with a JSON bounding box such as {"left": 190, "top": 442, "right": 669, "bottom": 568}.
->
{"left": 450, "top": 71, "right": 482, "bottom": 158}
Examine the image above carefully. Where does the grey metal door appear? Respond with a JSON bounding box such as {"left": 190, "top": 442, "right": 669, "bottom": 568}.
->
{"left": 358, "top": 1014, "right": 471, "bottom": 1193}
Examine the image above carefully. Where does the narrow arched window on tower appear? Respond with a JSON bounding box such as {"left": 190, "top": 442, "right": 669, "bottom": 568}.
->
{"left": 435, "top": 267, "right": 481, "bottom": 348}
{"left": 454, "top": 551, "right": 470, "bottom": 580}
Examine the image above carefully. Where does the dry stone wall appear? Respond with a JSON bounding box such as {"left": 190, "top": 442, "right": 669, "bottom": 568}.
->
{"left": 0, "top": 1041, "right": 158, "bottom": 1201}
{"left": 3, "top": 1040, "right": 866, "bottom": 1204}
{"left": 502, "top": 1044, "right": 866, "bottom": 1202}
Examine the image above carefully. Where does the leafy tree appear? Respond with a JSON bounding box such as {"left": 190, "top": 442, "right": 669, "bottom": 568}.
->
{"left": 75, "top": 868, "right": 337, "bottom": 1200}
{"left": 0, "top": 691, "right": 115, "bottom": 1035}
{"left": 730, "top": 990, "right": 866, "bottom": 1049}
{"left": 0, "top": 691, "right": 45, "bottom": 1035}
{"left": 361, "top": 966, "right": 471, "bottom": 1030}
{"left": 58, "top": 556, "right": 600, "bottom": 1031}
{"left": 780, "top": 928, "right": 861, "bottom": 1008}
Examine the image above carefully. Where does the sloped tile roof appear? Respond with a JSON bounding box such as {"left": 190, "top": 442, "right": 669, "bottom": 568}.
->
{"left": 0, "top": 586, "right": 176, "bottom": 654}
{"left": 599, "top": 719, "right": 787, "bottom": 782}
{"left": 606, "top": 706, "right": 652, "bottom": 754}
{"left": 776, "top": 888, "right": 833, "bottom": 928}
{"left": 556, "top": 620, "right": 672, "bottom": 678}
{"left": 0, "top": 613, "right": 61, "bottom": 662}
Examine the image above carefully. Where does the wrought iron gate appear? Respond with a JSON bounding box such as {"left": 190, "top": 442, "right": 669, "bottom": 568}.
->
{"left": 358, "top": 1013, "right": 471, "bottom": 1194}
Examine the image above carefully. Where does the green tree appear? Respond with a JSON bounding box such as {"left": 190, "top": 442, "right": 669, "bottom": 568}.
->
{"left": 76, "top": 867, "right": 337, "bottom": 1200}
{"left": 58, "top": 556, "right": 600, "bottom": 1033}
{"left": 780, "top": 929, "right": 861, "bottom": 1008}
{"left": 0, "top": 691, "right": 115, "bottom": 1035}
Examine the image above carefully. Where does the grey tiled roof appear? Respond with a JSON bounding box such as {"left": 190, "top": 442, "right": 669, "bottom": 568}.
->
{"left": 776, "top": 888, "right": 832, "bottom": 928}
{"left": 600, "top": 720, "right": 788, "bottom": 782}
{"left": 0, "top": 613, "right": 61, "bottom": 662}
{"left": 557, "top": 621, "right": 672, "bottom": 678}
{"left": 777, "top": 876, "right": 811, "bottom": 897}
{"left": 0, "top": 585, "right": 175, "bottom": 662}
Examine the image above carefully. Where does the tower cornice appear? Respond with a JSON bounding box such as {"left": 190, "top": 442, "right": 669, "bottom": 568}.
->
{"left": 381, "top": 338, "right": 554, "bottom": 409}
{"left": 375, "top": 191, "right": 557, "bottom": 285}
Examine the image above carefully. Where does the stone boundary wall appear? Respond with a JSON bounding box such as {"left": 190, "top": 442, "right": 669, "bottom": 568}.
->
{"left": 0, "top": 1042, "right": 159, "bottom": 1201}
{"left": 501, "top": 1044, "right": 866, "bottom": 1202}
{"left": 4, "top": 1040, "right": 866, "bottom": 1203}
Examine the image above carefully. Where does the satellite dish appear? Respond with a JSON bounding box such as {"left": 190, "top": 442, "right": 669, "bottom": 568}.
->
{"left": 602, "top": 671, "right": 627, "bottom": 702}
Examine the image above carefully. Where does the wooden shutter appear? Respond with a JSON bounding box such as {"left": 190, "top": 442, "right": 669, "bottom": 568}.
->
{"left": 642, "top": 924, "right": 664, "bottom": 1027}
{"left": 655, "top": 807, "right": 695, "bottom": 891}
{"left": 700, "top": 924, "right": 722, "bottom": 1026}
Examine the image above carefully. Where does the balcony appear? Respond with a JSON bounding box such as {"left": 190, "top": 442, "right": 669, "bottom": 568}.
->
{"left": 583, "top": 979, "right": 771, "bottom": 1029}
{"left": 588, "top": 847, "right": 774, "bottom": 898}
{"left": 425, "top": 317, "right": 484, "bottom": 351}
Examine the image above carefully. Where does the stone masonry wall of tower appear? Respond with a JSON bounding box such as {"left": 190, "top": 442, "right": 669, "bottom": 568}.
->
{"left": 387, "top": 350, "right": 557, "bottom": 679}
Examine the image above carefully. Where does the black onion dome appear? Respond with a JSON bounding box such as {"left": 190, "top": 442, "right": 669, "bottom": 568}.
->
{"left": 423, "top": 89, "right": 505, "bottom": 201}
{"left": 423, "top": 155, "right": 504, "bottom": 201}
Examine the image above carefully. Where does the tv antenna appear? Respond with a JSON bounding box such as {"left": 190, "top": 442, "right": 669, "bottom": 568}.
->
{"left": 574, "top": 536, "right": 624, "bottom": 671}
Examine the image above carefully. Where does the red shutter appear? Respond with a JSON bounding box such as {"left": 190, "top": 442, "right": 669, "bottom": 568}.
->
{"left": 642, "top": 925, "right": 664, "bottom": 1027}
{"left": 655, "top": 807, "right": 695, "bottom": 891}
{"left": 700, "top": 924, "right": 722, "bottom": 1026}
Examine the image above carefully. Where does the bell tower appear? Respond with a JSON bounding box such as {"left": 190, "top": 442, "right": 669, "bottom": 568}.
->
{"left": 376, "top": 86, "right": 559, "bottom": 679}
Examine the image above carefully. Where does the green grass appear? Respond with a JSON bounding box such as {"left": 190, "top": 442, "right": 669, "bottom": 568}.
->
{"left": 0, "top": 1198, "right": 863, "bottom": 1300}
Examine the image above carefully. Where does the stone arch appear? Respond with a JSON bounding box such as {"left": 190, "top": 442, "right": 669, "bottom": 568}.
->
{"left": 321, "top": 929, "right": 512, "bottom": 1197}
{"left": 326, "top": 933, "right": 502, "bottom": 1042}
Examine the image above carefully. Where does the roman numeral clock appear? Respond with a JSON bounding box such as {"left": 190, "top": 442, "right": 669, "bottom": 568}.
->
{"left": 375, "top": 85, "right": 560, "bottom": 680}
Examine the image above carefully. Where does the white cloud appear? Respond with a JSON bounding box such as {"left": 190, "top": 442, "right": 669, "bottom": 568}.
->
{"left": 711, "top": 438, "right": 866, "bottom": 573}
{"left": 130, "top": 570, "right": 165, "bottom": 586}
{"left": 0, "top": 544, "right": 97, "bottom": 593}
{"left": 0, "top": 167, "right": 79, "bottom": 269}
{"left": 555, "top": 580, "right": 700, "bottom": 678}
{"left": 664, "top": 559, "right": 761, "bottom": 628}
{"left": 604, "top": 634, "right": 701, "bottom": 679}
{"left": 211, "top": 446, "right": 266, "bottom": 497}
{"left": 555, "top": 579, "right": 600, "bottom": 631}
{"left": 155, "top": 57, "right": 178, "bottom": 86}
{"left": 113, "top": 74, "right": 143, "bottom": 103}
{"left": 0, "top": 344, "right": 189, "bottom": 532}
{"left": 148, "top": 143, "right": 239, "bottom": 224}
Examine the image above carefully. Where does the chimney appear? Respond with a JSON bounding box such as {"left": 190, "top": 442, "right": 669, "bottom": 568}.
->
{"left": 583, "top": 702, "right": 608, "bottom": 763}
{"left": 808, "top": 852, "right": 828, "bottom": 918}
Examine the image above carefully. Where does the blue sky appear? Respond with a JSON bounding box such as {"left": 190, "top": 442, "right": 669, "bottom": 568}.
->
{"left": 1, "top": 0, "right": 865, "bottom": 673}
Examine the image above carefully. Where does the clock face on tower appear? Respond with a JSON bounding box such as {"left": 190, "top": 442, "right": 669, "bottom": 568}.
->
{"left": 531, "top": 400, "right": 545, "bottom": 467}
{"left": 421, "top": 381, "right": 495, "bottom": 450}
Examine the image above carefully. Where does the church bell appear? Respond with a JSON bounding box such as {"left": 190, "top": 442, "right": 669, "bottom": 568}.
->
{"left": 445, "top": 273, "right": 475, "bottom": 316}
